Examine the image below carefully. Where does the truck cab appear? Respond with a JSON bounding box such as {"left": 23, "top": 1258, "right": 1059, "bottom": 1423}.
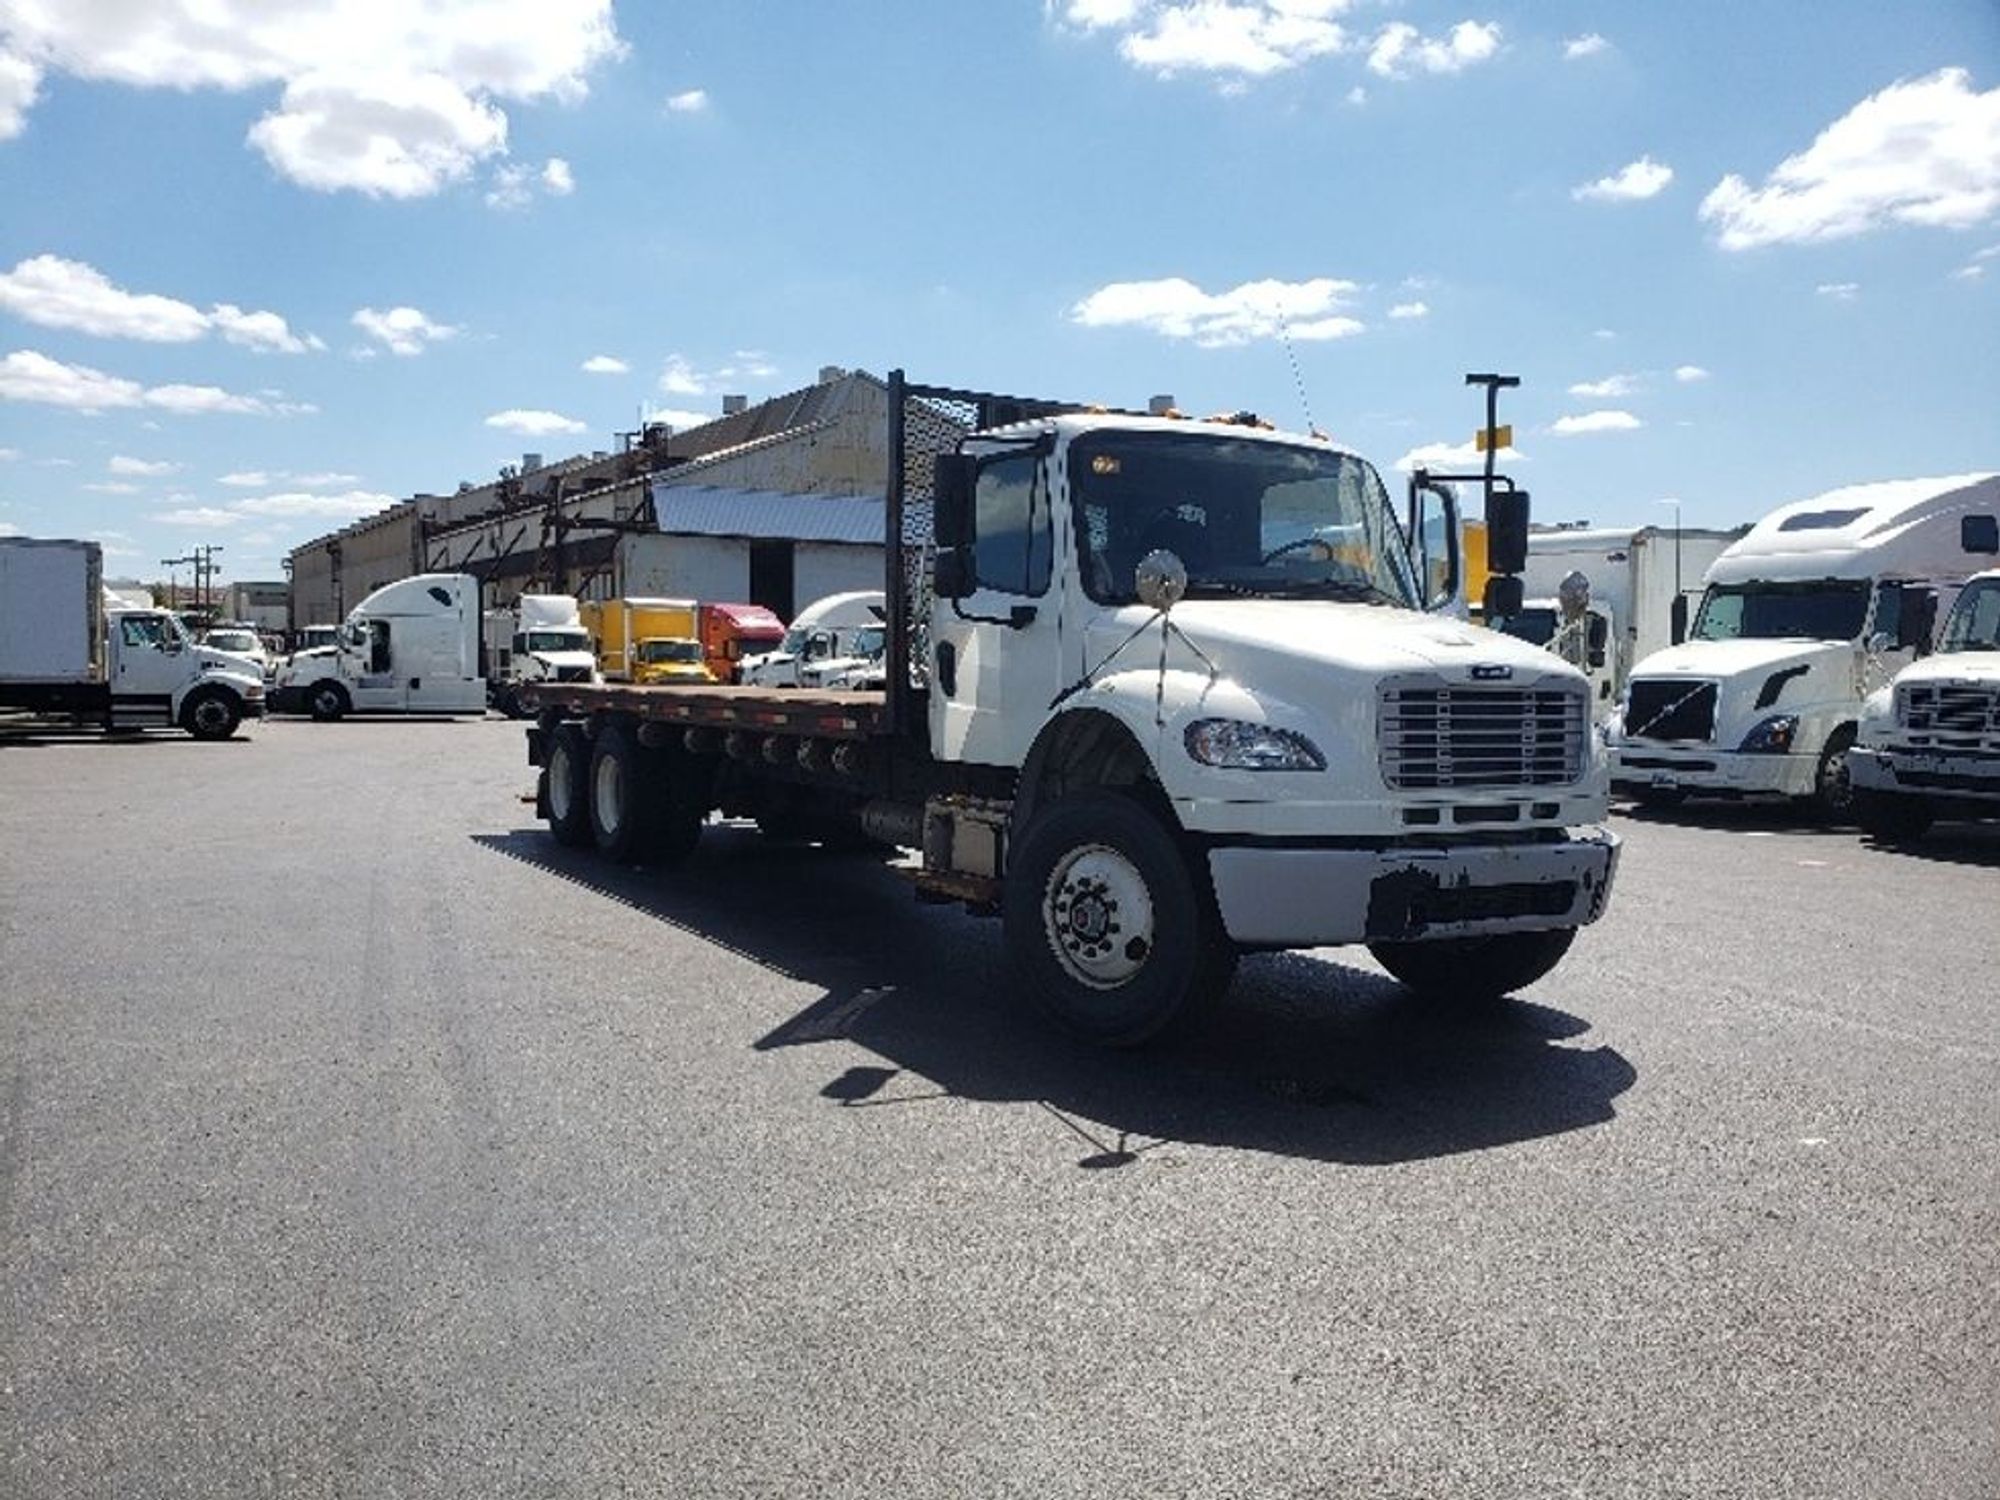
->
{"left": 629, "top": 636, "right": 715, "bottom": 685}
{"left": 103, "top": 606, "right": 267, "bottom": 737}
{"left": 740, "top": 591, "right": 886, "bottom": 688}
{"left": 1850, "top": 540, "right": 2000, "bottom": 841}
{"left": 272, "top": 574, "right": 486, "bottom": 720}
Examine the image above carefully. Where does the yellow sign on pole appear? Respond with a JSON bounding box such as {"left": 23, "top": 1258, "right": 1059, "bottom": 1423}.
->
{"left": 1474, "top": 424, "right": 1512, "bottom": 453}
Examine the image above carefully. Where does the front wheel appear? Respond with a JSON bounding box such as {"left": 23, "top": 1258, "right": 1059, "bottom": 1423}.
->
{"left": 1002, "top": 789, "right": 1235, "bottom": 1048}
{"left": 1369, "top": 928, "right": 1578, "bottom": 1001}
{"left": 307, "top": 681, "right": 349, "bottom": 722}
{"left": 181, "top": 688, "right": 242, "bottom": 741}
{"left": 1853, "top": 788, "right": 1933, "bottom": 845}
{"left": 1808, "top": 725, "right": 1857, "bottom": 820}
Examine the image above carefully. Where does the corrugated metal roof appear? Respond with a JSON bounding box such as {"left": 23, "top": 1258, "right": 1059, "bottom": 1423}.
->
{"left": 651, "top": 484, "right": 885, "bottom": 545}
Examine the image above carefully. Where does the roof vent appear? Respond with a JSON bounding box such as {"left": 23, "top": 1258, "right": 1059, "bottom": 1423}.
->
{"left": 1148, "top": 394, "right": 1176, "bottom": 416}
{"left": 722, "top": 394, "right": 748, "bottom": 415}
{"left": 819, "top": 365, "right": 845, "bottom": 384}
{"left": 522, "top": 452, "right": 543, "bottom": 473}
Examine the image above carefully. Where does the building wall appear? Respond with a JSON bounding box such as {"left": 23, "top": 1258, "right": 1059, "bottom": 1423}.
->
{"left": 288, "top": 505, "right": 421, "bottom": 628}
{"left": 795, "top": 543, "right": 885, "bottom": 606}
{"left": 224, "top": 581, "right": 290, "bottom": 631}
{"left": 618, "top": 535, "right": 746, "bottom": 602}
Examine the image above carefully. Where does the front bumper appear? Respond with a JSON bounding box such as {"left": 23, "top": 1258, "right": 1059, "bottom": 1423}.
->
{"left": 268, "top": 685, "right": 308, "bottom": 715}
{"left": 1610, "top": 745, "right": 1814, "bottom": 799}
{"left": 1849, "top": 745, "right": 2000, "bottom": 804}
{"left": 1206, "top": 828, "right": 1620, "bottom": 948}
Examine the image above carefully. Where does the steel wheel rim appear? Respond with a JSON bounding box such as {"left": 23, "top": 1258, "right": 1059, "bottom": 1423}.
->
{"left": 594, "top": 753, "right": 624, "bottom": 834}
{"left": 1042, "top": 843, "right": 1156, "bottom": 990}
{"left": 192, "top": 697, "right": 230, "bottom": 733}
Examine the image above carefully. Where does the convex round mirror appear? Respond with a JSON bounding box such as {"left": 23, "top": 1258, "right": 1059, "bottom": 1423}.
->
{"left": 1135, "top": 549, "right": 1188, "bottom": 611}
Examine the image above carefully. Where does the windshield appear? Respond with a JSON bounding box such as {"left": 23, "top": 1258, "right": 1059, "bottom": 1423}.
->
{"left": 636, "top": 638, "right": 703, "bottom": 664}
{"left": 206, "top": 631, "right": 259, "bottom": 653}
{"left": 845, "top": 626, "right": 886, "bottom": 658}
{"left": 1491, "top": 607, "right": 1558, "bottom": 647}
{"left": 1692, "top": 580, "right": 1871, "bottom": 642}
{"left": 525, "top": 629, "right": 588, "bottom": 654}
{"left": 1939, "top": 579, "right": 2000, "bottom": 652}
{"left": 1069, "top": 431, "right": 1419, "bottom": 607}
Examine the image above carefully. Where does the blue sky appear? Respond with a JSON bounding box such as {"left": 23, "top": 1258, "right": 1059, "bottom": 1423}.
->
{"left": 0, "top": 1, "right": 1995, "bottom": 583}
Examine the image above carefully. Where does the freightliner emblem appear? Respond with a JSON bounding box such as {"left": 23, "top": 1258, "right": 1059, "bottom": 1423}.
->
{"left": 1470, "top": 664, "right": 1513, "bottom": 680}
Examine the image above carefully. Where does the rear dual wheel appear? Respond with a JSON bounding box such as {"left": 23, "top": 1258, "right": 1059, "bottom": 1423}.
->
{"left": 543, "top": 722, "right": 705, "bottom": 865}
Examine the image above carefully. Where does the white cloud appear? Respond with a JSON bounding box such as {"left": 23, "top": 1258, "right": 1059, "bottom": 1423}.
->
{"left": 219, "top": 470, "right": 271, "bottom": 487}
{"left": 1976, "top": 243, "right": 2000, "bottom": 261}
{"left": 232, "top": 490, "right": 395, "bottom": 520}
{"left": 1568, "top": 373, "right": 1637, "bottom": 398}
{"left": 109, "top": 455, "right": 176, "bottom": 476}
{"left": 486, "top": 156, "right": 573, "bottom": 210}
{"left": 0, "top": 350, "right": 311, "bottom": 415}
{"left": 0, "top": 255, "right": 318, "bottom": 350}
{"left": 581, "top": 354, "right": 629, "bottom": 375}
{"left": 665, "top": 88, "right": 709, "bottom": 113}
{"left": 1387, "top": 300, "right": 1428, "bottom": 319}
{"left": 158, "top": 506, "right": 242, "bottom": 527}
{"left": 1816, "top": 282, "right": 1859, "bottom": 301}
{"left": 0, "top": 446, "right": 18, "bottom": 461}
{"left": 0, "top": 49, "right": 39, "bottom": 139}
{"left": 1563, "top": 33, "right": 1609, "bottom": 60}
{"left": 1115, "top": 3, "right": 1351, "bottom": 79}
{"left": 1700, "top": 69, "right": 2000, "bottom": 250}
{"left": 0, "top": 521, "right": 20, "bottom": 537}
{"left": 485, "top": 408, "right": 586, "bottom": 436}
{"left": 1345, "top": 84, "right": 1366, "bottom": 107}
{"left": 352, "top": 305, "right": 457, "bottom": 356}
{"left": 1366, "top": 20, "right": 1500, "bottom": 80}
{"left": 1953, "top": 263, "right": 1986, "bottom": 281}
{"left": 1674, "top": 365, "right": 1710, "bottom": 383}
{"left": 4, "top": 4, "right": 624, "bottom": 198}
{"left": 1059, "top": 0, "right": 1146, "bottom": 26}
{"left": 1573, "top": 156, "right": 1673, "bottom": 203}
{"left": 1394, "top": 437, "right": 1524, "bottom": 473}
{"left": 1551, "top": 409, "right": 1643, "bottom": 435}
{"left": 81, "top": 481, "right": 141, "bottom": 494}
{"left": 1070, "top": 275, "right": 1363, "bottom": 347}
{"left": 656, "top": 351, "right": 779, "bottom": 397}
{"left": 644, "top": 405, "right": 720, "bottom": 433}
{"left": 291, "top": 470, "right": 358, "bottom": 489}
{"left": 1592, "top": 328, "right": 1616, "bottom": 340}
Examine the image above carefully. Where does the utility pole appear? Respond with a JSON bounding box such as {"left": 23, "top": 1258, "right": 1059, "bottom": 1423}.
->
{"left": 190, "top": 543, "right": 225, "bottom": 617}
{"left": 161, "top": 555, "right": 192, "bottom": 611}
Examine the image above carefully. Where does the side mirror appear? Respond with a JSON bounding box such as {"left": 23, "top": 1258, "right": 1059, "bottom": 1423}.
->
{"left": 1670, "top": 594, "right": 1690, "bottom": 646}
{"left": 933, "top": 454, "right": 977, "bottom": 548}
{"left": 1487, "top": 489, "right": 1529, "bottom": 575}
{"left": 1897, "top": 588, "right": 1938, "bottom": 655}
{"left": 1963, "top": 514, "right": 1999, "bottom": 555}
{"left": 933, "top": 548, "right": 974, "bottom": 600}
{"left": 1482, "top": 575, "right": 1524, "bottom": 619}
{"left": 1135, "top": 549, "right": 1188, "bottom": 612}
{"left": 1866, "top": 631, "right": 1893, "bottom": 655}
{"left": 1586, "top": 613, "right": 1609, "bottom": 669}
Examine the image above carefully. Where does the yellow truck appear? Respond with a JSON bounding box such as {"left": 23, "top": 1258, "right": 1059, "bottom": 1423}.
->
{"left": 581, "top": 597, "right": 704, "bottom": 682}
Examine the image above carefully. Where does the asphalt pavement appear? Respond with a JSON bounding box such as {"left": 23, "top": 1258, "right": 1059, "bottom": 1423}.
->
{"left": 2, "top": 716, "right": 1995, "bottom": 1498}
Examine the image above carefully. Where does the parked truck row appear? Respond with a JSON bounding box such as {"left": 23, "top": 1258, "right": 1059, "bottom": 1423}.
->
{"left": 514, "top": 372, "right": 1623, "bottom": 1046}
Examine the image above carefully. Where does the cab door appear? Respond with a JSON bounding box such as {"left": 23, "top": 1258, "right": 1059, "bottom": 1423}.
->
{"left": 349, "top": 618, "right": 405, "bottom": 710}
{"left": 109, "top": 614, "right": 187, "bottom": 723}
{"left": 929, "top": 448, "right": 1065, "bottom": 766}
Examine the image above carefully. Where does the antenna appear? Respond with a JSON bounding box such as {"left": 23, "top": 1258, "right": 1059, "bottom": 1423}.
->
{"left": 1274, "top": 302, "right": 1319, "bottom": 437}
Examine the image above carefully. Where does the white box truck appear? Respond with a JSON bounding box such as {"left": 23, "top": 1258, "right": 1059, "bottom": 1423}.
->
{"left": 1606, "top": 474, "right": 2000, "bottom": 815}
{"left": 0, "top": 536, "right": 265, "bottom": 738}
{"left": 1849, "top": 526, "right": 2000, "bottom": 841}
{"left": 515, "top": 372, "right": 1621, "bottom": 1047}
{"left": 269, "top": 573, "right": 487, "bottom": 720}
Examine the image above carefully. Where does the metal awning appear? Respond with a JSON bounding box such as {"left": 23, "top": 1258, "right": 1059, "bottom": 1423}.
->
{"left": 649, "top": 483, "right": 884, "bottom": 545}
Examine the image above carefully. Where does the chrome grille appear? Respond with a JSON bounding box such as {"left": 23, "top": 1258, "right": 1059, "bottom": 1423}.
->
{"left": 1378, "top": 678, "right": 1588, "bottom": 790}
{"left": 1624, "top": 678, "right": 1718, "bottom": 743}
{"left": 1899, "top": 681, "right": 2000, "bottom": 748}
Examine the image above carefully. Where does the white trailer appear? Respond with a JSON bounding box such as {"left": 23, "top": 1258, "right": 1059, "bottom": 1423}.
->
{"left": 0, "top": 537, "right": 265, "bottom": 738}
{"left": 1607, "top": 474, "right": 2000, "bottom": 814}
{"left": 270, "top": 573, "right": 487, "bottom": 720}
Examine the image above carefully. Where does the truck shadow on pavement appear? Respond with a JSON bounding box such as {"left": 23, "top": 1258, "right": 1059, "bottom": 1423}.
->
{"left": 472, "top": 826, "right": 1636, "bottom": 1169}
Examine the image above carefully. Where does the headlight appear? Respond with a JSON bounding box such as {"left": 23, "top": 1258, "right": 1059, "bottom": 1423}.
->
{"left": 1738, "top": 714, "right": 1799, "bottom": 754}
{"left": 1185, "top": 718, "right": 1326, "bottom": 771}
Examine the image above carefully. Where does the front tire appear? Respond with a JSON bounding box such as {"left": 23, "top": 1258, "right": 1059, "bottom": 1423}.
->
{"left": 307, "top": 681, "right": 349, "bottom": 722}
{"left": 1853, "top": 788, "right": 1933, "bottom": 845}
{"left": 1002, "top": 789, "right": 1234, "bottom": 1048}
{"left": 1369, "top": 928, "right": 1577, "bottom": 1001}
{"left": 1808, "top": 725, "right": 1857, "bottom": 820}
{"left": 182, "top": 688, "right": 242, "bottom": 741}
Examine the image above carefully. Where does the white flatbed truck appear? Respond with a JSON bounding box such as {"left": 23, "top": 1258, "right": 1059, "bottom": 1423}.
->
{"left": 518, "top": 373, "right": 1620, "bottom": 1045}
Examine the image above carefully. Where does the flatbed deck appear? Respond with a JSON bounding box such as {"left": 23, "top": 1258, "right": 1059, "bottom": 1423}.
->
{"left": 520, "top": 680, "right": 889, "bottom": 740}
